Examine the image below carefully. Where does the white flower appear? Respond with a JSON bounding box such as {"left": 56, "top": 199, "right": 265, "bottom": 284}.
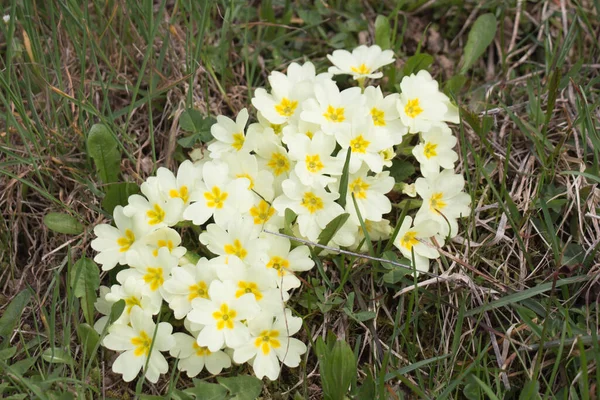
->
{"left": 412, "top": 124, "right": 458, "bottom": 177}
{"left": 300, "top": 80, "right": 364, "bottom": 135}
{"left": 162, "top": 259, "right": 219, "bottom": 319}
{"left": 124, "top": 177, "right": 184, "bottom": 229}
{"left": 91, "top": 206, "right": 149, "bottom": 271}
{"left": 156, "top": 160, "right": 203, "bottom": 208}
{"left": 397, "top": 70, "right": 459, "bottom": 133}
{"left": 281, "top": 120, "right": 322, "bottom": 145}
{"left": 223, "top": 152, "right": 275, "bottom": 201}
{"left": 394, "top": 216, "right": 440, "bottom": 273}
{"left": 93, "top": 286, "right": 113, "bottom": 333}
{"left": 3, "top": 15, "right": 10, "bottom": 24}
{"left": 187, "top": 280, "right": 261, "bottom": 351}
{"left": 143, "top": 227, "right": 187, "bottom": 259}
{"left": 363, "top": 86, "right": 407, "bottom": 143}
{"left": 254, "top": 140, "right": 293, "bottom": 194}
{"left": 102, "top": 306, "right": 175, "bottom": 383}
{"left": 351, "top": 219, "right": 392, "bottom": 251}
{"left": 103, "top": 277, "right": 162, "bottom": 323}
{"left": 169, "top": 333, "right": 231, "bottom": 377}
{"left": 246, "top": 112, "right": 285, "bottom": 150}
{"left": 208, "top": 108, "right": 253, "bottom": 158}
{"left": 117, "top": 247, "right": 177, "bottom": 296}
{"left": 401, "top": 183, "right": 417, "bottom": 197}
{"left": 272, "top": 174, "right": 344, "bottom": 241}
{"left": 233, "top": 310, "right": 307, "bottom": 380}
{"left": 252, "top": 77, "right": 304, "bottom": 125}
{"left": 247, "top": 198, "right": 284, "bottom": 231}
{"left": 260, "top": 235, "right": 314, "bottom": 291}
{"left": 199, "top": 217, "right": 269, "bottom": 267}
{"left": 327, "top": 45, "right": 395, "bottom": 80}
{"left": 331, "top": 166, "right": 394, "bottom": 223}
{"left": 182, "top": 160, "right": 254, "bottom": 227}
{"left": 414, "top": 169, "right": 471, "bottom": 238}
{"left": 334, "top": 117, "right": 392, "bottom": 174}
{"left": 287, "top": 132, "right": 342, "bottom": 188}
{"left": 379, "top": 146, "right": 396, "bottom": 168}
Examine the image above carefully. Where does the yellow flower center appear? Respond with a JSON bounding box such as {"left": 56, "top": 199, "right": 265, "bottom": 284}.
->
{"left": 146, "top": 204, "right": 166, "bottom": 225}
{"left": 305, "top": 130, "right": 314, "bottom": 139}
{"left": 349, "top": 135, "right": 370, "bottom": 154}
{"left": 235, "top": 281, "right": 263, "bottom": 301}
{"left": 254, "top": 330, "right": 281, "bottom": 355}
{"left": 143, "top": 267, "right": 164, "bottom": 291}
{"left": 232, "top": 132, "right": 245, "bottom": 150}
{"left": 117, "top": 229, "right": 135, "bottom": 252}
{"left": 204, "top": 186, "right": 229, "bottom": 209}
{"left": 267, "top": 152, "right": 290, "bottom": 176}
{"left": 380, "top": 147, "right": 395, "bottom": 162}
{"left": 404, "top": 98, "right": 423, "bottom": 118}
{"left": 169, "top": 185, "right": 189, "bottom": 203}
{"left": 249, "top": 200, "right": 275, "bottom": 225}
{"left": 267, "top": 256, "right": 290, "bottom": 277}
{"left": 305, "top": 154, "right": 324, "bottom": 173}
{"left": 423, "top": 142, "right": 438, "bottom": 159}
{"left": 131, "top": 331, "right": 152, "bottom": 357}
{"left": 275, "top": 97, "right": 298, "bottom": 117}
{"left": 152, "top": 239, "right": 174, "bottom": 257}
{"left": 429, "top": 192, "right": 447, "bottom": 212}
{"left": 224, "top": 239, "right": 248, "bottom": 260}
{"left": 213, "top": 303, "right": 237, "bottom": 330}
{"left": 349, "top": 177, "right": 369, "bottom": 199}
{"left": 370, "top": 108, "right": 386, "bottom": 126}
{"left": 270, "top": 123, "right": 284, "bottom": 135}
{"left": 400, "top": 231, "right": 419, "bottom": 251}
{"left": 236, "top": 173, "right": 254, "bottom": 189}
{"left": 125, "top": 296, "right": 141, "bottom": 313}
{"left": 301, "top": 192, "right": 324, "bottom": 214}
{"left": 323, "top": 105, "right": 345, "bottom": 123}
{"left": 188, "top": 281, "right": 209, "bottom": 301}
{"left": 350, "top": 63, "right": 371, "bottom": 75}
{"left": 192, "top": 342, "right": 211, "bottom": 357}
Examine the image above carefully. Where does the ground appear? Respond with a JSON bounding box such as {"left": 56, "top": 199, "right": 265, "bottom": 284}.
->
{"left": 0, "top": 0, "right": 599, "bottom": 399}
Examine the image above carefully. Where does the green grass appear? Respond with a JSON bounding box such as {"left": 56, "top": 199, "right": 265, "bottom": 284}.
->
{"left": 1, "top": 0, "right": 600, "bottom": 398}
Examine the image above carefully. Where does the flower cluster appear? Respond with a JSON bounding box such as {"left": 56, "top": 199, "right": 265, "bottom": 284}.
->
{"left": 91, "top": 44, "right": 470, "bottom": 384}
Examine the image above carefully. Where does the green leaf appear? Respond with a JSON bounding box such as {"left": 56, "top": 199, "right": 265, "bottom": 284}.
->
{"left": 317, "top": 213, "right": 350, "bottom": 247}
{"left": 460, "top": 13, "right": 497, "bottom": 74}
{"left": 337, "top": 149, "right": 352, "bottom": 209}
{"left": 374, "top": 15, "right": 391, "bottom": 49}
{"left": 184, "top": 382, "right": 228, "bottom": 400}
{"left": 216, "top": 376, "right": 263, "bottom": 400}
{"left": 108, "top": 300, "right": 126, "bottom": 325}
{"left": 171, "top": 390, "right": 194, "bottom": 400}
{"left": 43, "top": 213, "right": 84, "bottom": 235}
{"left": 444, "top": 75, "right": 467, "bottom": 96}
{"left": 0, "top": 346, "right": 17, "bottom": 360}
{"left": 388, "top": 159, "right": 415, "bottom": 183}
{"left": 70, "top": 258, "right": 100, "bottom": 299}
{"left": 77, "top": 323, "right": 100, "bottom": 359}
{"left": 102, "top": 182, "right": 139, "bottom": 215}
{"left": 519, "top": 380, "right": 541, "bottom": 400}
{"left": 42, "top": 347, "right": 74, "bottom": 365}
{"left": 402, "top": 53, "right": 433, "bottom": 77}
{"left": 178, "top": 109, "right": 215, "bottom": 147}
{"left": 86, "top": 124, "right": 121, "bottom": 184}
{"left": 316, "top": 338, "right": 357, "bottom": 400}
{"left": 283, "top": 208, "right": 297, "bottom": 238}
{"left": 0, "top": 289, "right": 31, "bottom": 339}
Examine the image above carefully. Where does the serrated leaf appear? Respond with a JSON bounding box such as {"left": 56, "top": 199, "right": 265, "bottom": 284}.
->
{"left": 0, "top": 289, "right": 31, "bottom": 339}
{"left": 43, "top": 213, "right": 84, "bottom": 235}
{"left": 86, "top": 124, "right": 121, "bottom": 184}
{"left": 102, "top": 182, "right": 139, "bottom": 215}
{"left": 374, "top": 15, "right": 391, "bottom": 49}
{"left": 460, "top": 13, "right": 497, "bottom": 75}
{"left": 42, "top": 348, "right": 73, "bottom": 365}
{"left": 77, "top": 323, "right": 100, "bottom": 359}
{"left": 184, "top": 382, "right": 228, "bottom": 400}
{"left": 317, "top": 213, "right": 349, "bottom": 247}
{"left": 179, "top": 109, "right": 215, "bottom": 147}
{"left": 402, "top": 53, "right": 433, "bottom": 77}
{"left": 388, "top": 159, "right": 415, "bottom": 183}
{"left": 217, "top": 376, "right": 263, "bottom": 400}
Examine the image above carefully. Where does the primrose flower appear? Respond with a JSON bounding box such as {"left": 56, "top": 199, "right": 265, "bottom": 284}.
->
{"left": 254, "top": 140, "right": 293, "bottom": 193}
{"left": 397, "top": 70, "right": 459, "bottom": 133}
{"left": 335, "top": 117, "right": 393, "bottom": 174}
{"left": 183, "top": 160, "right": 254, "bottom": 226}
{"left": 102, "top": 306, "right": 175, "bottom": 383}
{"left": 188, "top": 280, "right": 261, "bottom": 351}
{"left": 300, "top": 79, "right": 364, "bottom": 135}
{"left": 414, "top": 169, "right": 471, "bottom": 238}
{"left": 351, "top": 219, "right": 392, "bottom": 251}
{"left": 247, "top": 197, "right": 284, "bottom": 231}
{"left": 272, "top": 174, "right": 344, "bottom": 241}
{"left": 170, "top": 332, "right": 231, "bottom": 377}
{"left": 327, "top": 45, "right": 395, "bottom": 81}
{"left": 156, "top": 160, "right": 203, "bottom": 208}
{"left": 162, "top": 259, "right": 219, "bottom": 319}
{"left": 363, "top": 86, "right": 407, "bottom": 143}
{"left": 260, "top": 235, "right": 314, "bottom": 291}
{"left": 117, "top": 247, "right": 177, "bottom": 296}
{"left": 412, "top": 123, "right": 458, "bottom": 177}
{"left": 286, "top": 132, "right": 342, "bottom": 188}
{"left": 102, "top": 277, "right": 162, "bottom": 325}
{"left": 142, "top": 227, "right": 187, "bottom": 259}
{"left": 208, "top": 108, "right": 253, "bottom": 158}
{"left": 124, "top": 178, "right": 184, "bottom": 229}
{"left": 394, "top": 216, "right": 440, "bottom": 273}
{"left": 91, "top": 206, "right": 149, "bottom": 271}
{"left": 233, "top": 309, "right": 307, "bottom": 381}
{"left": 252, "top": 77, "right": 305, "bottom": 125}
{"left": 223, "top": 152, "right": 275, "bottom": 201}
